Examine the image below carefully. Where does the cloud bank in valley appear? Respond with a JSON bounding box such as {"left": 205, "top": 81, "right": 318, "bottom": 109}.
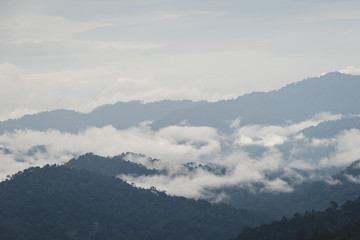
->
{"left": 1, "top": 112, "right": 360, "bottom": 200}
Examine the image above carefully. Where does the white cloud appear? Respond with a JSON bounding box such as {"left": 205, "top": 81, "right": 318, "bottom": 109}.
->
{"left": 1, "top": 0, "right": 360, "bottom": 124}
{"left": 339, "top": 66, "right": 360, "bottom": 75}
{"left": 344, "top": 174, "right": 360, "bottom": 184}
{"left": 353, "top": 161, "right": 360, "bottom": 169}
{"left": 1, "top": 0, "right": 360, "bottom": 203}
{"left": 232, "top": 112, "right": 342, "bottom": 147}
{"left": 288, "top": 160, "right": 314, "bottom": 171}
{"left": 310, "top": 138, "right": 335, "bottom": 147}
{"left": 0, "top": 112, "right": 359, "bottom": 200}
{"left": 260, "top": 178, "right": 293, "bottom": 193}
{"left": 121, "top": 148, "right": 289, "bottom": 199}
{"left": 0, "top": 62, "right": 236, "bottom": 121}
{"left": 0, "top": 124, "right": 221, "bottom": 179}
{"left": 0, "top": 123, "right": 289, "bottom": 199}
{"left": 324, "top": 176, "right": 342, "bottom": 186}
{"left": 320, "top": 129, "right": 360, "bottom": 167}
{"left": 0, "top": 12, "right": 106, "bottom": 42}
{"left": 0, "top": 63, "right": 41, "bottom": 120}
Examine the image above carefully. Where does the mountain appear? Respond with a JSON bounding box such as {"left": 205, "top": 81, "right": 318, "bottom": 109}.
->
{"left": 221, "top": 159, "right": 360, "bottom": 217}
{"left": 0, "top": 165, "right": 269, "bottom": 240}
{"left": 67, "top": 152, "right": 229, "bottom": 177}
{"left": 66, "top": 152, "right": 165, "bottom": 177}
{"left": 301, "top": 115, "right": 360, "bottom": 139}
{"left": 0, "top": 100, "right": 204, "bottom": 134}
{"left": 2, "top": 72, "right": 360, "bottom": 134}
{"left": 232, "top": 196, "right": 360, "bottom": 240}
{"left": 152, "top": 72, "right": 360, "bottom": 131}
{"left": 65, "top": 153, "right": 360, "bottom": 218}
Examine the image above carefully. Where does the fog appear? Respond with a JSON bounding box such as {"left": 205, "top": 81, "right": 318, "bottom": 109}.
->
{"left": 1, "top": 112, "right": 359, "bottom": 200}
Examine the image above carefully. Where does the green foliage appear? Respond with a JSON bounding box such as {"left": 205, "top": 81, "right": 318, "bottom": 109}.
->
{"left": 0, "top": 165, "right": 268, "bottom": 240}
{"left": 232, "top": 198, "right": 360, "bottom": 240}
{"left": 66, "top": 153, "right": 163, "bottom": 177}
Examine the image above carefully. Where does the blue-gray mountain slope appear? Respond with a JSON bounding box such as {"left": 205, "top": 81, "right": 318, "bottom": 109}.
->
{"left": 0, "top": 100, "right": 204, "bottom": 134}
{"left": 1, "top": 72, "right": 359, "bottom": 134}
{"left": 152, "top": 72, "right": 360, "bottom": 131}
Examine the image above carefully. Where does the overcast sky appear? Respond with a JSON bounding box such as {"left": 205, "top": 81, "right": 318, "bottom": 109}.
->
{"left": 1, "top": 0, "right": 360, "bottom": 120}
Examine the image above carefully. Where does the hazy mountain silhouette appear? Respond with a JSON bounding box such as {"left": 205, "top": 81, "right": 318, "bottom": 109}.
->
{"left": 66, "top": 152, "right": 164, "bottom": 177}
{"left": 0, "top": 100, "right": 204, "bottom": 134}
{"left": 152, "top": 72, "right": 360, "bottom": 131}
{"left": 1, "top": 72, "right": 360, "bottom": 134}
{"left": 301, "top": 115, "right": 360, "bottom": 139}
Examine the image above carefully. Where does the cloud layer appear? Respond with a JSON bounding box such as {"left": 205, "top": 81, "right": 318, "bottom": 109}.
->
{"left": 1, "top": 112, "right": 359, "bottom": 201}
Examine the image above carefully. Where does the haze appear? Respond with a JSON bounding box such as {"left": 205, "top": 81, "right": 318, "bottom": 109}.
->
{"left": 1, "top": 0, "right": 360, "bottom": 120}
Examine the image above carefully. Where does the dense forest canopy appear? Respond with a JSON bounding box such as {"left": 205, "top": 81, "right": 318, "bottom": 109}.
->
{"left": 233, "top": 197, "right": 360, "bottom": 240}
{"left": 0, "top": 165, "right": 268, "bottom": 240}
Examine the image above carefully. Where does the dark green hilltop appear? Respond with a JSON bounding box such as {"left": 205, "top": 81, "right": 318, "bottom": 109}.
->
{"left": 0, "top": 164, "right": 268, "bottom": 240}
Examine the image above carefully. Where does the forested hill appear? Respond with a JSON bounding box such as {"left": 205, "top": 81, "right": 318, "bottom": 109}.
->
{"left": 0, "top": 100, "right": 203, "bottom": 134}
{"left": 66, "top": 153, "right": 360, "bottom": 218}
{"left": 0, "top": 165, "right": 269, "bottom": 240}
{"left": 66, "top": 152, "right": 164, "bottom": 177}
{"left": 232, "top": 197, "right": 360, "bottom": 240}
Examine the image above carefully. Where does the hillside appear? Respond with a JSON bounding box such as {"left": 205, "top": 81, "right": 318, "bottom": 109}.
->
{"left": 1, "top": 73, "right": 360, "bottom": 134}
{"left": 66, "top": 152, "right": 164, "bottom": 176}
{"left": 219, "top": 159, "right": 360, "bottom": 217}
{"left": 152, "top": 72, "right": 360, "bottom": 131}
{"left": 63, "top": 153, "right": 360, "bottom": 218}
{"left": 301, "top": 115, "right": 360, "bottom": 139}
{"left": 0, "top": 100, "right": 203, "bottom": 134}
{"left": 0, "top": 165, "right": 269, "bottom": 240}
{"left": 232, "top": 196, "right": 360, "bottom": 240}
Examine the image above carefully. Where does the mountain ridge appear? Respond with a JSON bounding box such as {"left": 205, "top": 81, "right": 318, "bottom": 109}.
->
{"left": 1, "top": 72, "right": 359, "bottom": 134}
{"left": 0, "top": 100, "right": 204, "bottom": 134}
{"left": 62, "top": 152, "right": 360, "bottom": 218}
{"left": 0, "top": 164, "right": 269, "bottom": 240}
{"left": 152, "top": 72, "right": 360, "bottom": 130}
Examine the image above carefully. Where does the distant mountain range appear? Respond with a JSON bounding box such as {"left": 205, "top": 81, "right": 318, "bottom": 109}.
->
{"left": 301, "top": 115, "right": 360, "bottom": 139}
{"left": 2, "top": 72, "right": 360, "bottom": 239}
{"left": 152, "top": 72, "right": 360, "bottom": 131}
{"left": 1, "top": 72, "right": 360, "bottom": 133}
{"left": 0, "top": 72, "right": 360, "bottom": 234}
{"left": 0, "top": 100, "right": 203, "bottom": 134}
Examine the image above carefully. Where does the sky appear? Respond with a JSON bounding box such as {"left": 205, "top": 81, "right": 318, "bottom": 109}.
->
{"left": 1, "top": 0, "right": 360, "bottom": 120}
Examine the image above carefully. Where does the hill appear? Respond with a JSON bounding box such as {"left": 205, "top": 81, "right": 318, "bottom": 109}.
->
{"left": 232, "top": 196, "right": 360, "bottom": 240}
{"left": 0, "top": 100, "right": 203, "bottom": 134}
{"left": 152, "top": 72, "right": 360, "bottom": 131}
{"left": 1, "top": 73, "right": 360, "bottom": 134}
{"left": 63, "top": 153, "right": 360, "bottom": 218}
{"left": 301, "top": 115, "right": 360, "bottom": 139}
{"left": 66, "top": 152, "right": 164, "bottom": 177}
{"left": 0, "top": 165, "right": 269, "bottom": 240}
{"left": 220, "top": 159, "right": 360, "bottom": 217}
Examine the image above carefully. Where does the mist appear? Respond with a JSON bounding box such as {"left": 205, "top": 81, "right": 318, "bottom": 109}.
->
{"left": 1, "top": 112, "right": 359, "bottom": 201}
